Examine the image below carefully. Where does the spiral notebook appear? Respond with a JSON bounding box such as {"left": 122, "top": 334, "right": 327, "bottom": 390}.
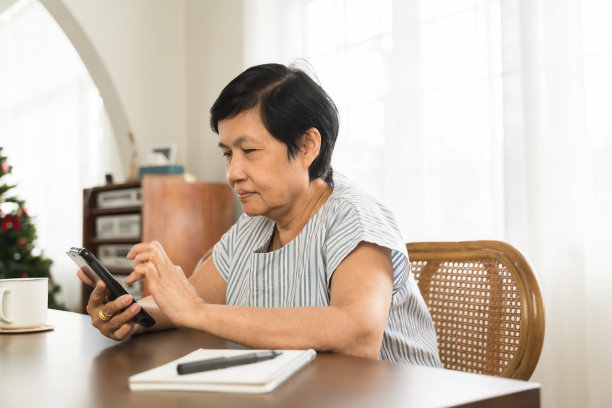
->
{"left": 129, "top": 348, "right": 316, "bottom": 394}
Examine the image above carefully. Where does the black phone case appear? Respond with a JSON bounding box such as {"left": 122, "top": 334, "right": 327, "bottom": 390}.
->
{"left": 67, "top": 247, "right": 155, "bottom": 328}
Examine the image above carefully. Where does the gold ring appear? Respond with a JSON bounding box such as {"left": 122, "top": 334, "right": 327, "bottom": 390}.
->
{"left": 98, "top": 309, "right": 112, "bottom": 321}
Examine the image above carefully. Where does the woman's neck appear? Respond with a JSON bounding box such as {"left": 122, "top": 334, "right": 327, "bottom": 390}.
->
{"left": 270, "top": 179, "right": 331, "bottom": 250}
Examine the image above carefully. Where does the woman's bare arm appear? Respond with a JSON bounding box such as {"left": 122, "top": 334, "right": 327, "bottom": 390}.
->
{"left": 128, "top": 241, "right": 393, "bottom": 359}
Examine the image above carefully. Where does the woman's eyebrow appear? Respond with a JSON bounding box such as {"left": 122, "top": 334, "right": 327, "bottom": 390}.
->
{"left": 218, "top": 136, "right": 253, "bottom": 149}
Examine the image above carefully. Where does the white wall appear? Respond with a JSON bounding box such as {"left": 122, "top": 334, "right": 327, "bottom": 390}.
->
{"left": 60, "top": 0, "right": 185, "bottom": 172}
{"left": 53, "top": 0, "right": 244, "bottom": 182}
{"left": 185, "top": 0, "right": 244, "bottom": 182}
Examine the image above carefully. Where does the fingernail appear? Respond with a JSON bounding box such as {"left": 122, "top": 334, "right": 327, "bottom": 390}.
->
{"left": 122, "top": 296, "right": 132, "bottom": 306}
{"left": 130, "top": 304, "right": 139, "bottom": 312}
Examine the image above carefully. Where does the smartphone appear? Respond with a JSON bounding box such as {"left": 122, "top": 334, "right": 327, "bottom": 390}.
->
{"left": 66, "top": 247, "right": 155, "bottom": 328}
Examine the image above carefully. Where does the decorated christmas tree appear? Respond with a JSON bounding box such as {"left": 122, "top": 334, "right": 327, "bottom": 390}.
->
{"left": 0, "top": 146, "right": 64, "bottom": 309}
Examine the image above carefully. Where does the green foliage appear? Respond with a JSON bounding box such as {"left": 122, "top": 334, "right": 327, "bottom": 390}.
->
{"left": 0, "top": 146, "right": 65, "bottom": 310}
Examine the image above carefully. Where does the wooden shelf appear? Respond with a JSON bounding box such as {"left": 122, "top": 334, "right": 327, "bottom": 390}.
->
{"left": 89, "top": 237, "right": 141, "bottom": 245}
{"left": 81, "top": 178, "right": 235, "bottom": 312}
{"left": 88, "top": 206, "right": 142, "bottom": 216}
{"left": 88, "top": 181, "right": 141, "bottom": 191}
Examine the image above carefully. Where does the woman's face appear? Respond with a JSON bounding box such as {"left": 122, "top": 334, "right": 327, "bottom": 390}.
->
{"left": 217, "top": 109, "right": 311, "bottom": 218}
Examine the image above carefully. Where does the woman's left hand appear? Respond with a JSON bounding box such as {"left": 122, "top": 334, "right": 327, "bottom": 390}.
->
{"left": 125, "top": 241, "right": 205, "bottom": 327}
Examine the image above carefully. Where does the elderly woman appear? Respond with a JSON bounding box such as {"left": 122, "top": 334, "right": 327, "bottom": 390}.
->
{"left": 78, "top": 63, "right": 442, "bottom": 367}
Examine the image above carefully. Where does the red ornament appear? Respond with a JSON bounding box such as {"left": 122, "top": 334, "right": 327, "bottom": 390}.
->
{"left": 18, "top": 237, "right": 28, "bottom": 248}
{"left": 1, "top": 162, "right": 8, "bottom": 174}
{"left": 20, "top": 273, "right": 29, "bottom": 278}
{"left": 1, "top": 215, "right": 22, "bottom": 232}
{"left": 1, "top": 216, "right": 12, "bottom": 232}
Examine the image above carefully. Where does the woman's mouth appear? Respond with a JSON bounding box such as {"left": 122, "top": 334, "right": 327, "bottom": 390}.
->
{"left": 236, "top": 190, "right": 254, "bottom": 201}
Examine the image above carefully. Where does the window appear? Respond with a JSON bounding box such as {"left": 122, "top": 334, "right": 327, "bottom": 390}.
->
{"left": 246, "top": 0, "right": 504, "bottom": 240}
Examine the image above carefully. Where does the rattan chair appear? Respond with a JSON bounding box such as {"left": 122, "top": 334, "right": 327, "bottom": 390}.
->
{"left": 406, "top": 240, "right": 545, "bottom": 380}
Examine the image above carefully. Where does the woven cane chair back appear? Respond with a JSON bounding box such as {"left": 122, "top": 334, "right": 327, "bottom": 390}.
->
{"left": 407, "top": 241, "right": 545, "bottom": 380}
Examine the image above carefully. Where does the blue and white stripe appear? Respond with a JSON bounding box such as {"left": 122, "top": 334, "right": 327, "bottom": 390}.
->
{"left": 213, "top": 173, "right": 442, "bottom": 367}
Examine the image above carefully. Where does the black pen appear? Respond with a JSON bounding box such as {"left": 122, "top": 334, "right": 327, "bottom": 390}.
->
{"left": 176, "top": 350, "right": 283, "bottom": 375}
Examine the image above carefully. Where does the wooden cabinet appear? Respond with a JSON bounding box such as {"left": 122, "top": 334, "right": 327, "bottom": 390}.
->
{"left": 81, "top": 176, "right": 234, "bottom": 312}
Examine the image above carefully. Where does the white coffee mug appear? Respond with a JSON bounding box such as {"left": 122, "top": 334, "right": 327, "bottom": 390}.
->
{"left": 0, "top": 278, "right": 48, "bottom": 329}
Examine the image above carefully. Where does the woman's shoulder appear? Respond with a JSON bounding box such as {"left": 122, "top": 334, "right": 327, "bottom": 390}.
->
{"left": 324, "top": 172, "right": 407, "bottom": 254}
{"left": 327, "top": 173, "right": 396, "bottom": 224}
{"left": 330, "top": 172, "right": 373, "bottom": 200}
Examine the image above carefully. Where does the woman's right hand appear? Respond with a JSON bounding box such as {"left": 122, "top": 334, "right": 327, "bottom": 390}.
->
{"left": 84, "top": 279, "right": 142, "bottom": 341}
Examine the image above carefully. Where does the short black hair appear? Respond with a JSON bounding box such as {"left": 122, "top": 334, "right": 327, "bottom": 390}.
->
{"left": 210, "top": 63, "right": 339, "bottom": 184}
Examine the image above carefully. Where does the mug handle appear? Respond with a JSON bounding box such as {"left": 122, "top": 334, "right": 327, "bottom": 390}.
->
{"left": 0, "top": 288, "right": 13, "bottom": 324}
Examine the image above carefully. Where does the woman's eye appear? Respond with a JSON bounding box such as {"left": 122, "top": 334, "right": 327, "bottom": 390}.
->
{"left": 222, "top": 151, "right": 232, "bottom": 158}
{"left": 243, "top": 149, "right": 256, "bottom": 154}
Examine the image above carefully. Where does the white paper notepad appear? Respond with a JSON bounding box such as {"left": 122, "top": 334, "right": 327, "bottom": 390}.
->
{"left": 129, "top": 348, "right": 316, "bottom": 394}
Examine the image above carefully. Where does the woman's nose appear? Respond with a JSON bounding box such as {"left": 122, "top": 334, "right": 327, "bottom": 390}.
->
{"left": 226, "top": 156, "right": 246, "bottom": 184}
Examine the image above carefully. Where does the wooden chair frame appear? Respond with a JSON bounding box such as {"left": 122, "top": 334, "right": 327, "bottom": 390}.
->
{"left": 406, "top": 240, "right": 545, "bottom": 380}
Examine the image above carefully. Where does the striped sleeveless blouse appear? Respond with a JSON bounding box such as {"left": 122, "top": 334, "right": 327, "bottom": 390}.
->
{"left": 212, "top": 173, "right": 442, "bottom": 367}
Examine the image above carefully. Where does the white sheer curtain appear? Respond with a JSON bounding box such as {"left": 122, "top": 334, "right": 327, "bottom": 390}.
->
{"left": 0, "top": 0, "right": 119, "bottom": 311}
{"left": 245, "top": 0, "right": 506, "bottom": 241}
{"left": 244, "top": 0, "right": 612, "bottom": 406}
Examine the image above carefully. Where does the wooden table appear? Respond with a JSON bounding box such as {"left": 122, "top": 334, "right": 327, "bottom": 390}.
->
{"left": 0, "top": 310, "right": 540, "bottom": 407}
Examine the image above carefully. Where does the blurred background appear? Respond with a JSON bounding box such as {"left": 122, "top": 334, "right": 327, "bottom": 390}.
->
{"left": 0, "top": 0, "right": 610, "bottom": 406}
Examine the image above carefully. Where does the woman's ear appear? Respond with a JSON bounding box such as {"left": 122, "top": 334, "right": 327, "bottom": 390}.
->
{"left": 300, "top": 128, "right": 322, "bottom": 168}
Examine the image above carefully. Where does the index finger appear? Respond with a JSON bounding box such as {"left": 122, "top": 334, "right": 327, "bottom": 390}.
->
{"left": 127, "top": 242, "right": 149, "bottom": 260}
{"left": 127, "top": 241, "right": 167, "bottom": 260}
